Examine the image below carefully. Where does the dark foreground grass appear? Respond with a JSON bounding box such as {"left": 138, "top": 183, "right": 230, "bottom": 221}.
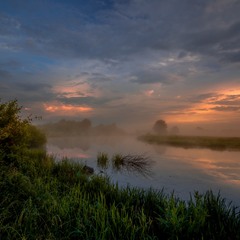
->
{"left": 139, "top": 134, "right": 240, "bottom": 151}
{"left": 1, "top": 149, "right": 240, "bottom": 240}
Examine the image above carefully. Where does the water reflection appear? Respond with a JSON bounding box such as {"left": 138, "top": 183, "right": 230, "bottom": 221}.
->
{"left": 47, "top": 136, "right": 240, "bottom": 205}
{"left": 161, "top": 147, "right": 240, "bottom": 186}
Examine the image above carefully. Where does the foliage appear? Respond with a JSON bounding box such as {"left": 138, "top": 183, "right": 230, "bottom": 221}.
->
{"left": 0, "top": 100, "right": 29, "bottom": 155}
{"left": 0, "top": 99, "right": 46, "bottom": 165}
{"left": 153, "top": 119, "right": 168, "bottom": 135}
{"left": 25, "top": 124, "right": 47, "bottom": 149}
{"left": 1, "top": 150, "right": 240, "bottom": 239}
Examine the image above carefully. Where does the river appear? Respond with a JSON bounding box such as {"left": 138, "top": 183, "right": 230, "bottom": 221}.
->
{"left": 47, "top": 136, "right": 240, "bottom": 205}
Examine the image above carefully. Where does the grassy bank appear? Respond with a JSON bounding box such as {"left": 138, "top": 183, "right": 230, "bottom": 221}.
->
{"left": 1, "top": 149, "right": 240, "bottom": 239}
{"left": 139, "top": 134, "right": 240, "bottom": 151}
{"left": 1, "top": 100, "right": 240, "bottom": 239}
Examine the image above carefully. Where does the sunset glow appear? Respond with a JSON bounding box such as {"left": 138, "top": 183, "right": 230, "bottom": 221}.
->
{"left": 189, "top": 155, "right": 240, "bottom": 186}
{"left": 44, "top": 103, "right": 93, "bottom": 114}
{"left": 166, "top": 86, "right": 240, "bottom": 125}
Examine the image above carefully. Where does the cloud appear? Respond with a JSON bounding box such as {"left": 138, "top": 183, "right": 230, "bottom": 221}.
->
{"left": 0, "top": 59, "right": 21, "bottom": 69}
{"left": 0, "top": 13, "right": 21, "bottom": 35}
{"left": 1, "top": 0, "right": 240, "bottom": 128}
{"left": 44, "top": 102, "right": 93, "bottom": 113}
{"left": 213, "top": 94, "right": 240, "bottom": 102}
{"left": 186, "top": 93, "right": 219, "bottom": 103}
{"left": 211, "top": 106, "right": 240, "bottom": 112}
{"left": 0, "top": 69, "right": 12, "bottom": 79}
{"left": 87, "top": 72, "right": 114, "bottom": 82}
{"left": 16, "top": 82, "right": 52, "bottom": 91}
{"left": 56, "top": 96, "right": 116, "bottom": 107}
{"left": 221, "top": 51, "right": 240, "bottom": 63}
{"left": 1, "top": 0, "right": 240, "bottom": 65}
{"left": 130, "top": 69, "right": 180, "bottom": 85}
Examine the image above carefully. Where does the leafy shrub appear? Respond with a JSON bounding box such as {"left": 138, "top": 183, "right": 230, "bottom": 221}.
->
{"left": 0, "top": 100, "right": 46, "bottom": 165}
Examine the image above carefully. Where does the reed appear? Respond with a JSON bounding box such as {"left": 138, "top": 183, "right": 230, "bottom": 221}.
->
{"left": 112, "top": 153, "right": 151, "bottom": 176}
{"left": 97, "top": 152, "right": 109, "bottom": 169}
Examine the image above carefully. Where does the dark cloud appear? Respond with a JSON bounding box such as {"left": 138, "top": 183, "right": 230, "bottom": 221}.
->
{"left": 1, "top": 0, "right": 240, "bottom": 64}
{"left": 221, "top": 51, "right": 240, "bottom": 63}
{"left": 187, "top": 93, "right": 220, "bottom": 103}
{"left": 184, "top": 20, "right": 240, "bottom": 62}
{"left": 211, "top": 106, "right": 240, "bottom": 112}
{"left": 211, "top": 94, "right": 240, "bottom": 106}
{"left": 0, "top": 60, "right": 21, "bottom": 68}
{"left": 83, "top": 72, "right": 114, "bottom": 82}
{"left": 0, "top": 69, "right": 12, "bottom": 79}
{"left": 131, "top": 69, "right": 172, "bottom": 84}
{"left": 15, "top": 82, "right": 52, "bottom": 91}
{"left": 57, "top": 96, "right": 120, "bottom": 107}
{"left": 185, "top": 93, "right": 240, "bottom": 114}
{"left": 178, "top": 51, "right": 188, "bottom": 59}
{"left": 0, "top": 13, "right": 21, "bottom": 35}
{"left": 0, "top": 78, "right": 54, "bottom": 103}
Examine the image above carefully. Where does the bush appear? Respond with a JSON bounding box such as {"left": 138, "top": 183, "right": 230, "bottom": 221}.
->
{"left": 0, "top": 99, "right": 46, "bottom": 165}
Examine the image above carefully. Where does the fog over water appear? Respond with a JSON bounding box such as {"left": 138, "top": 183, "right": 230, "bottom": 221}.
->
{"left": 47, "top": 135, "right": 240, "bottom": 206}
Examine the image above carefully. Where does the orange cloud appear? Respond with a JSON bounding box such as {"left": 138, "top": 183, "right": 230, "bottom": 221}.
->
{"left": 53, "top": 81, "right": 101, "bottom": 98}
{"left": 166, "top": 87, "right": 240, "bottom": 124}
{"left": 144, "top": 89, "right": 154, "bottom": 96}
{"left": 44, "top": 103, "right": 93, "bottom": 113}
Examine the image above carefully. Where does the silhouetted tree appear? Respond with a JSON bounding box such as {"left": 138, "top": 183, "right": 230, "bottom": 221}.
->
{"left": 153, "top": 119, "right": 167, "bottom": 135}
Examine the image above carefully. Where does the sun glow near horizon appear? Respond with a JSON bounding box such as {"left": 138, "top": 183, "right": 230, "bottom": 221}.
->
{"left": 165, "top": 87, "right": 240, "bottom": 125}
{"left": 44, "top": 102, "right": 93, "bottom": 114}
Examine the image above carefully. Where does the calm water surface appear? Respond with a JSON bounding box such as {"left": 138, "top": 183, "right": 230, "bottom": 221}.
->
{"left": 47, "top": 136, "right": 240, "bottom": 205}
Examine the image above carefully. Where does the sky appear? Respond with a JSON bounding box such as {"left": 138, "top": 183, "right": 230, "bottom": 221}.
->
{"left": 1, "top": 0, "right": 240, "bottom": 134}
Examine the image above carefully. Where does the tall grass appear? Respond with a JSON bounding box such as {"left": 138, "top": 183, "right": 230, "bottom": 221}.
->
{"left": 1, "top": 148, "right": 240, "bottom": 239}
{"left": 97, "top": 152, "right": 109, "bottom": 169}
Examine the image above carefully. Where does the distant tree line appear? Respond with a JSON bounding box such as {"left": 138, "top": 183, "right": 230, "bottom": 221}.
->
{"left": 153, "top": 119, "right": 179, "bottom": 135}
{"left": 40, "top": 119, "right": 125, "bottom": 137}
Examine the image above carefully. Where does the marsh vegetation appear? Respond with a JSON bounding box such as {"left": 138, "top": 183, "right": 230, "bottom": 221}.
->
{"left": 139, "top": 134, "right": 240, "bottom": 151}
{"left": 97, "top": 152, "right": 152, "bottom": 177}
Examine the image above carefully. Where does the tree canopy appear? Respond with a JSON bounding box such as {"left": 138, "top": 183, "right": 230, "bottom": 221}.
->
{"left": 153, "top": 119, "right": 168, "bottom": 135}
{"left": 0, "top": 100, "right": 46, "bottom": 163}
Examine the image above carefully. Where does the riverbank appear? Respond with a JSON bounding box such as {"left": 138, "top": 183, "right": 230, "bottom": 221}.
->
{"left": 1, "top": 149, "right": 240, "bottom": 239}
{"left": 139, "top": 134, "right": 240, "bottom": 150}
